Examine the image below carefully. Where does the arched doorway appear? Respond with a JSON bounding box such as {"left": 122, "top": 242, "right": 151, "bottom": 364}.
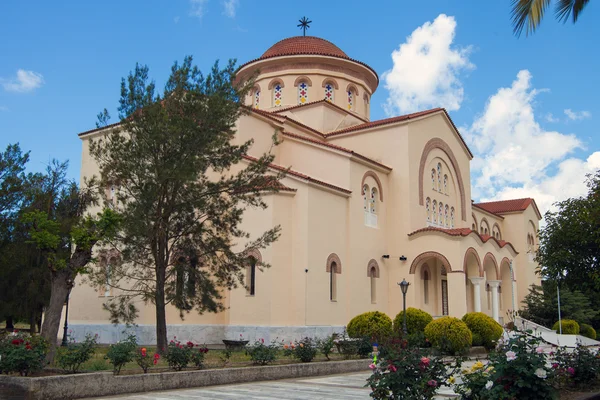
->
{"left": 410, "top": 252, "right": 452, "bottom": 317}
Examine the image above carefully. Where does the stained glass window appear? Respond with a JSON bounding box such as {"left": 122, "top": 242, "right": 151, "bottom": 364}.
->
{"left": 432, "top": 200, "right": 437, "bottom": 223}
{"left": 439, "top": 202, "right": 443, "bottom": 225}
{"left": 324, "top": 83, "right": 334, "bottom": 102}
{"left": 253, "top": 89, "right": 260, "bottom": 109}
{"left": 347, "top": 89, "right": 354, "bottom": 110}
{"left": 451, "top": 207, "right": 455, "bottom": 228}
{"left": 445, "top": 205, "right": 449, "bottom": 226}
{"left": 370, "top": 188, "right": 377, "bottom": 213}
{"left": 363, "top": 185, "right": 369, "bottom": 211}
{"left": 426, "top": 197, "right": 431, "bottom": 222}
{"left": 444, "top": 174, "right": 448, "bottom": 194}
{"left": 431, "top": 169, "right": 436, "bottom": 190}
{"left": 437, "top": 163, "right": 442, "bottom": 192}
{"left": 297, "top": 81, "right": 309, "bottom": 104}
{"left": 273, "top": 83, "right": 282, "bottom": 107}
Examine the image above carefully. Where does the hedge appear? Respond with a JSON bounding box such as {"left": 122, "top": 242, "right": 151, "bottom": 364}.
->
{"left": 552, "top": 319, "right": 580, "bottom": 335}
{"left": 462, "top": 312, "right": 503, "bottom": 350}
{"left": 424, "top": 317, "right": 472, "bottom": 355}
{"left": 580, "top": 324, "right": 597, "bottom": 340}
{"left": 346, "top": 311, "right": 392, "bottom": 341}
{"left": 393, "top": 308, "right": 433, "bottom": 335}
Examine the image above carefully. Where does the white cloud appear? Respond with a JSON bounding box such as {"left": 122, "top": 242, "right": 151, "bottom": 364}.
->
{"left": 465, "top": 69, "right": 596, "bottom": 216}
{"left": 564, "top": 108, "right": 591, "bottom": 121}
{"left": 222, "top": 0, "right": 239, "bottom": 18}
{"left": 545, "top": 113, "right": 558, "bottom": 123}
{"left": 1, "top": 69, "right": 44, "bottom": 93}
{"left": 383, "top": 14, "right": 474, "bottom": 115}
{"left": 189, "top": 0, "right": 209, "bottom": 19}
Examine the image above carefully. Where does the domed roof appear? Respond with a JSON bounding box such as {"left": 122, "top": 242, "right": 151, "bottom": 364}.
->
{"left": 259, "top": 36, "right": 349, "bottom": 60}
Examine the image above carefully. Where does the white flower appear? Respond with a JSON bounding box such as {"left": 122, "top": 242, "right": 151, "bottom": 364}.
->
{"left": 535, "top": 368, "right": 547, "bottom": 379}
{"left": 506, "top": 350, "right": 517, "bottom": 361}
{"left": 485, "top": 380, "right": 493, "bottom": 389}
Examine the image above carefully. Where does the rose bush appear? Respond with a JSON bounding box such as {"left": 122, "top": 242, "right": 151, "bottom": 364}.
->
{"left": 246, "top": 338, "right": 278, "bottom": 365}
{"left": 134, "top": 347, "right": 160, "bottom": 373}
{"left": 105, "top": 334, "right": 138, "bottom": 375}
{"left": 0, "top": 333, "right": 48, "bottom": 376}
{"left": 56, "top": 334, "right": 98, "bottom": 373}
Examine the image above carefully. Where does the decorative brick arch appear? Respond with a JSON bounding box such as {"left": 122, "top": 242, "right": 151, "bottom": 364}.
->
{"left": 346, "top": 83, "right": 359, "bottom": 94}
{"left": 245, "top": 248, "right": 263, "bottom": 263}
{"left": 480, "top": 217, "right": 491, "bottom": 235}
{"left": 268, "top": 78, "right": 285, "bottom": 90}
{"left": 322, "top": 78, "right": 339, "bottom": 89}
{"left": 367, "top": 259, "right": 380, "bottom": 278}
{"left": 463, "top": 247, "right": 483, "bottom": 277}
{"left": 294, "top": 76, "right": 313, "bottom": 87}
{"left": 483, "top": 252, "right": 500, "bottom": 280}
{"left": 252, "top": 83, "right": 262, "bottom": 92}
{"left": 410, "top": 251, "right": 452, "bottom": 274}
{"left": 418, "top": 138, "right": 467, "bottom": 221}
{"left": 326, "top": 253, "right": 342, "bottom": 274}
{"left": 492, "top": 222, "right": 502, "bottom": 240}
{"left": 471, "top": 213, "right": 478, "bottom": 231}
{"left": 361, "top": 171, "right": 383, "bottom": 201}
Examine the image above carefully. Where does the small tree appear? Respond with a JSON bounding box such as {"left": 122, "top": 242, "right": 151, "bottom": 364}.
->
{"left": 88, "top": 56, "right": 283, "bottom": 352}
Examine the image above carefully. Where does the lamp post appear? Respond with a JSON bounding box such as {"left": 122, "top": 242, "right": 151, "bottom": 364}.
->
{"left": 61, "top": 279, "right": 74, "bottom": 347}
{"left": 398, "top": 279, "right": 410, "bottom": 335}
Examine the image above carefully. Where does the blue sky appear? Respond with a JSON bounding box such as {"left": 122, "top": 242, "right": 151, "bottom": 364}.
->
{"left": 1, "top": 0, "right": 598, "bottom": 214}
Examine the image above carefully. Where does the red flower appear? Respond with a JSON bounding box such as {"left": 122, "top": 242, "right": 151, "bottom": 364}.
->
{"left": 141, "top": 347, "right": 147, "bottom": 357}
{"left": 154, "top": 353, "right": 160, "bottom": 359}
{"left": 427, "top": 380, "right": 437, "bottom": 387}
{"left": 11, "top": 339, "right": 20, "bottom": 345}
{"left": 187, "top": 341, "right": 194, "bottom": 348}
{"left": 25, "top": 345, "right": 32, "bottom": 350}
{"left": 260, "top": 338, "right": 264, "bottom": 344}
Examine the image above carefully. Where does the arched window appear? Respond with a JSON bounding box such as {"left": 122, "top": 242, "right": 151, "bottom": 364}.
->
{"left": 437, "top": 163, "right": 442, "bottom": 192}
{"left": 273, "top": 83, "right": 283, "bottom": 107}
{"left": 297, "top": 81, "right": 309, "bottom": 104}
{"left": 445, "top": 205, "right": 449, "bottom": 227}
{"left": 370, "top": 266, "right": 377, "bottom": 303}
{"left": 450, "top": 207, "right": 455, "bottom": 228}
{"left": 324, "top": 83, "right": 334, "bottom": 102}
{"left": 426, "top": 197, "right": 431, "bottom": 222}
{"left": 347, "top": 88, "right": 356, "bottom": 110}
{"left": 443, "top": 174, "right": 448, "bottom": 194}
{"left": 370, "top": 187, "right": 377, "bottom": 214}
{"left": 431, "top": 169, "right": 436, "bottom": 190}
{"left": 438, "top": 202, "right": 443, "bottom": 225}
{"left": 432, "top": 200, "right": 438, "bottom": 224}
{"left": 247, "top": 257, "right": 257, "bottom": 296}
{"left": 472, "top": 223, "right": 476, "bottom": 230}
{"left": 363, "top": 184, "right": 369, "bottom": 212}
{"left": 253, "top": 88, "right": 260, "bottom": 109}
{"left": 330, "top": 262, "right": 337, "bottom": 301}
{"left": 364, "top": 93, "right": 370, "bottom": 116}
{"left": 423, "top": 269, "right": 430, "bottom": 305}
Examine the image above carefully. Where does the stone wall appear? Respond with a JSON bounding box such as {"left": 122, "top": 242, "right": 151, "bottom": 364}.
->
{"left": 67, "top": 324, "right": 346, "bottom": 345}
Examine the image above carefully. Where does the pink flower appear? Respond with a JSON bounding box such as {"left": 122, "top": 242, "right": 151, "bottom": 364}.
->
{"left": 568, "top": 367, "right": 575, "bottom": 376}
{"left": 420, "top": 357, "right": 430, "bottom": 367}
{"left": 536, "top": 347, "right": 544, "bottom": 354}
{"left": 427, "top": 380, "right": 437, "bottom": 387}
{"left": 260, "top": 338, "right": 264, "bottom": 344}
{"left": 389, "top": 365, "right": 397, "bottom": 372}
{"left": 506, "top": 351, "right": 517, "bottom": 361}
{"left": 552, "top": 363, "right": 559, "bottom": 369}
{"left": 369, "top": 363, "right": 376, "bottom": 370}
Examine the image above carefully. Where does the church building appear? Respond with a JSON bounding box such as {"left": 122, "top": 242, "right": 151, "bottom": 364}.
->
{"left": 69, "top": 36, "right": 542, "bottom": 344}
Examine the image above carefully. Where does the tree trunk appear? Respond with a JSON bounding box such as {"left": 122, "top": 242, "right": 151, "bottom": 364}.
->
{"left": 41, "top": 270, "right": 69, "bottom": 363}
{"left": 29, "top": 312, "right": 36, "bottom": 334}
{"left": 5, "top": 316, "right": 14, "bottom": 332}
{"left": 155, "top": 265, "right": 168, "bottom": 354}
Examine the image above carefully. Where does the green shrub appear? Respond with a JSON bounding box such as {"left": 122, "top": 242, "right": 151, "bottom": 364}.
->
{"left": 289, "top": 337, "right": 317, "bottom": 362}
{"left": 189, "top": 345, "right": 209, "bottom": 369}
{"left": 424, "top": 317, "right": 472, "bottom": 355}
{"left": 105, "top": 334, "right": 137, "bottom": 375}
{"left": 56, "top": 334, "right": 98, "bottom": 373}
{"left": 554, "top": 343, "right": 600, "bottom": 387}
{"left": 134, "top": 347, "right": 160, "bottom": 373}
{"left": 461, "top": 312, "right": 503, "bottom": 350}
{"left": 580, "top": 324, "right": 597, "bottom": 340}
{"left": 165, "top": 339, "right": 192, "bottom": 371}
{"left": 346, "top": 311, "right": 392, "bottom": 341}
{"left": 0, "top": 333, "right": 48, "bottom": 376}
{"left": 552, "top": 319, "right": 580, "bottom": 334}
{"left": 245, "top": 339, "right": 278, "bottom": 365}
{"left": 316, "top": 336, "right": 335, "bottom": 360}
{"left": 393, "top": 308, "right": 433, "bottom": 335}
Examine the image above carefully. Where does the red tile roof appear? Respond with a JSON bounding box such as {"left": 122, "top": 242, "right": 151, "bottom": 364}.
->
{"left": 408, "top": 226, "right": 518, "bottom": 254}
{"left": 261, "top": 36, "right": 349, "bottom": 60}
{"left": 281, "top": 131, "right": 392, "bottom": 171}
{"left": 238, "top": 36, "right": 379, "bottom": 83}
{"left": 242, "top": 155, "right": 351, "bottom": 195}
{"left": 474, "top": 198, "right": 541, "bottom": 219}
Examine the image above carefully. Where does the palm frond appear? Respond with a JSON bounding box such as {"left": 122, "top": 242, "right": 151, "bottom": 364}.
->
{"left": 511, "top": 0, "right": 553, "bottom": 36}
{"left": 555, "top": 0, "right": 590, "bottom": 23}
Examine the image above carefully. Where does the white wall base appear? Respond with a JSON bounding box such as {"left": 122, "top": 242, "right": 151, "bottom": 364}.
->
{"left": 67, "top": 323, "right": 345, "bottom": 345}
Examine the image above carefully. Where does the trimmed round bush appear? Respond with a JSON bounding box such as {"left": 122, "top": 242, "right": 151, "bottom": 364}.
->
{"left": 393, "top": 308, "right": 433, "bottom": 335}
{"left": 552, "top": 319, "right": 580, "bottom": 334}
{"left": 580, "top": 323, "right": 597, "bottom": 340}
{"left": 462, "top": 312, "right": 503, "bottom": 350}
{"left": 424, "top": 317, "right": 472, "bottom": 355}
{"left": 346, "top": 311, "right": 392, "bottom": 341}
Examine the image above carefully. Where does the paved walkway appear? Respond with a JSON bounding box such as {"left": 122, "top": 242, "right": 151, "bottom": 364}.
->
{"left": 87, "top": 373, "right": 373, "bottom": 399}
